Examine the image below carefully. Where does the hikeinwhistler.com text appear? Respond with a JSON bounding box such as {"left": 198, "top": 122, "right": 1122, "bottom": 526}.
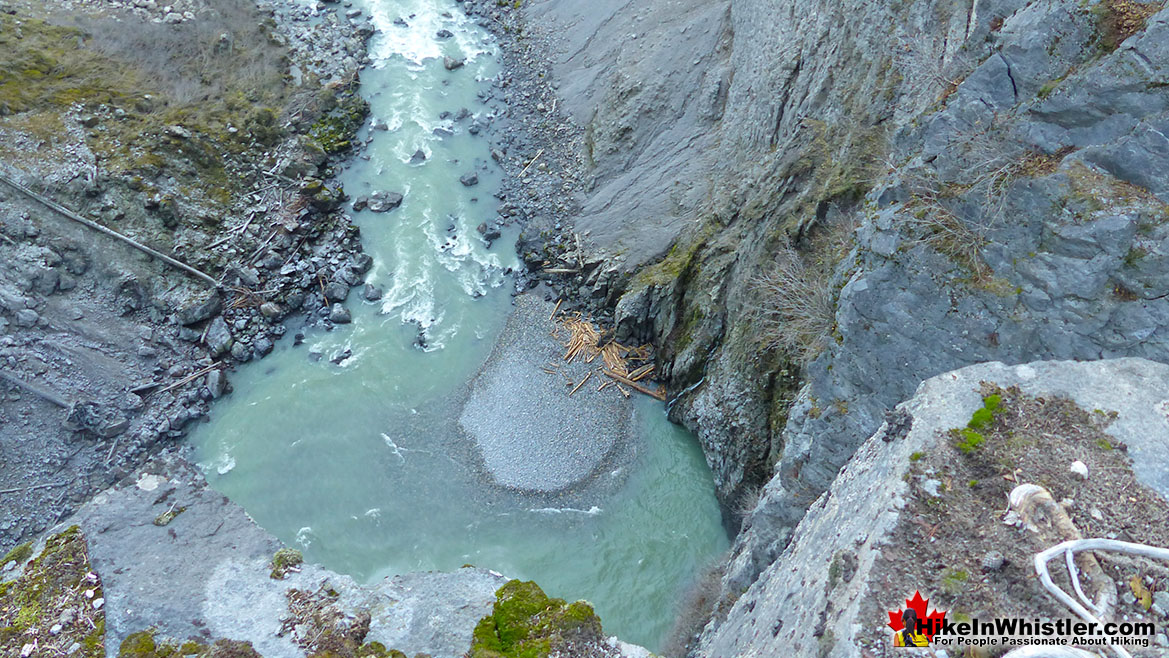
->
{"left": 920, "top": 617, "right": 1158, "bottom": 649}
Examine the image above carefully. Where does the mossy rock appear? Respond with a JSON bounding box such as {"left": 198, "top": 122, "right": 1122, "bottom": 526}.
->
{"left": 307, "top": 92, "right": 369, "bottom": 155}
{"left": 0, "top": 541, "right": 33, "bottom": 568}
{"left": 270, "top": 548, "right": 303, "bottom": 579}
{"left": 118, "top": 631, "right": 261, "bottom": 658}
{"left": 470, "top": 580, "right": 605, "bottom": 658}
{"left": 0, "top": 526, "right": 105, "bottom": 657}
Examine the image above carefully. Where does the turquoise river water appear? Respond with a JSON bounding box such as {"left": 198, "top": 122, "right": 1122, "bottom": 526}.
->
{"left": 190, "top": 0, "right": 728, "bottom": 650}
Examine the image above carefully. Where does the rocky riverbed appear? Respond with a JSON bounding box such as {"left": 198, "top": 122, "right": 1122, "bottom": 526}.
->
{"left": 0, "top": 0, "right": 372, "bottom": 550}
{"left": 460, "top": 292, "right": 631, "bottom": 492}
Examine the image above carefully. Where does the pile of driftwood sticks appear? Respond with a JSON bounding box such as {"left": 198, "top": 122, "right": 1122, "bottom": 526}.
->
{"left": 545, "top": 301, "right": 665, "bottom": 401}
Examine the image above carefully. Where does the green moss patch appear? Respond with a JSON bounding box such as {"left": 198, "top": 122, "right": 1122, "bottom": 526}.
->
{"left": 1, "top": 542, "right": 33, "bottom": 569}
{"left": 0, "top": 526, "right": 105, "bottom": 657}
{"left": 307, "top": 90, "right": 370, "bottom": 155}
{"left": 118, "top": 630, "right": 262, "bottom": 657}
{"left": 470, "top": 580, "right": 606, "bottom": 658}
{"left": 269, "top": 548, "right": 303, "bottom": 580}
{"left": 950, "top": 391, "right": 1004, "bottom": 453}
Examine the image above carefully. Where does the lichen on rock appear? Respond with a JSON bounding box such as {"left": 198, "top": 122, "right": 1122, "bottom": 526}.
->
{"left": 270, "top": 547, "right": 304, "bottom": 580}
{"left": 117, "top": 629, "right": 263, "bottom": 658}
{"left": 0, "top": 526, "right": 105, "bottom": 657}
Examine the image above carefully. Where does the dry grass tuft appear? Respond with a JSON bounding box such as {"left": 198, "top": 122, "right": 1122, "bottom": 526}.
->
{"left": 1096, "top": 0, "right": 1165, "bottom": 52}
{"left": 661, "top": 560, "right": 727, "bottom": 658}
{"left": 752, "top": 237, "right": 843, "bottom": 364}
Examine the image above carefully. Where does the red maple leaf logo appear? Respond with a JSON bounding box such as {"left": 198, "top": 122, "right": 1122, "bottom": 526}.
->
{"left": 887, "top": 591, "right": 947, "bottom": 640}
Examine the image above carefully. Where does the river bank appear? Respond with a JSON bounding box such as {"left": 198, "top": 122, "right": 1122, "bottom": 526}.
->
{"left": 0, "top": 0, "right": 373, "bottom": 549}
{"left": 188, "top": 1, "right": 728, "bottom": 650}
{"left": 2, "top": 0, "right": 735, "bottom": 654}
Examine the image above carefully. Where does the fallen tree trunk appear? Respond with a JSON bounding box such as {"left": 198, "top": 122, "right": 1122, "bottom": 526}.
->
{"left": 602, "top": 368, "right": 666, "bottom": 400}
{"left": 0, "top": 369, "right": 70, "bottom": 408}
{"left": 0, "top": 172, "right": 220, "bottom": 288}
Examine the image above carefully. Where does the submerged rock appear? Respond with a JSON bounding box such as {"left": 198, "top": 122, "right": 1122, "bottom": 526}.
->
{"left": 367, "top": 191, "right": 403, "bottom": 213}
{"left": 362, "top": 284, "right": 384, "bottom": 302}
{"left": 329, "top": 303, "right": 352, "bottom": 324}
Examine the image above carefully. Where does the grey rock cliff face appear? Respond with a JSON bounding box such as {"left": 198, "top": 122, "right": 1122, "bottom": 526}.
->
{"left": 520, "top": 0, "right": 1169, "bottom": 643}
{"left": 739, "top": 1, "right": 1169, "bottom": 602}
{"left": 699, "top": 357, "right": 1169, "bottom": 657}
{"left": 522, "top": 0, "right": 732, "bottom": 268}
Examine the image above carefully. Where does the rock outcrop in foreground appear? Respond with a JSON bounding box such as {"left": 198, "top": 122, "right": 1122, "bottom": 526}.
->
{"left": 2, "top": 450, "right": 653, "bottom": 658}
{"left": 700, "top": 358, "right": 1169, "bottom": 657}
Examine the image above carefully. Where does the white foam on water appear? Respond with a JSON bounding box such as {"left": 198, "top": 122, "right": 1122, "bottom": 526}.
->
{"left": 381, "top": 432, "right": 410, "bottom": 463}
{"left": 367, "top": 0, "right": 497, "bottom": 67}
{"left": 527, "top": 507, "right": 604, "bottom": 516}
{"left": 197, "top": 449, "right": 236, "bottom": 476}
{"left": 216, "top": 454, "right": 236, "bottom": 475}
{"left": 295, "top": 527, "right": 315, "bottom": 549}
{"left": 421, "top": 318, "right": 459, "bottom": 351}
{"left": 368, "top": 1, "right": 446, "bottom": 66}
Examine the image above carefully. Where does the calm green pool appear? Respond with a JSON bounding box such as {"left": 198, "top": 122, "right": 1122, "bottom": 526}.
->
{"left": 190, "top": 0, "right": 728, "bottom": 650}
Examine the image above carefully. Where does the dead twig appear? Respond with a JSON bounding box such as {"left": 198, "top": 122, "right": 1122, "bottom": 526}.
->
{"left": 0, "top": 369, "right": 71, "bottom": 408}
{"left": 569, "top": 371, "right": 593, "bottom": 396}
{"left": 0, "top": 172, "right": 220, "bottom": 288}
{"left": 517, "top": 148, "right": 544, "bottom": 178}
{"left": 603, "top": 369, "right": 666, "bottom": 400}
{"left": 245, "top": 229, "right": 279, "bottom": 264}
{"left": 0, "top": 481, "right": 68, "bottom": 496}
{"left": 156, "top": 363, "right": 220, "bottom": 396}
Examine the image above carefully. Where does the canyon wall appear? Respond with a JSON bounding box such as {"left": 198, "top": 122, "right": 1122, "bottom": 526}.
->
{"left": 520, "top": 0, "right": 1169, "bottom": 650}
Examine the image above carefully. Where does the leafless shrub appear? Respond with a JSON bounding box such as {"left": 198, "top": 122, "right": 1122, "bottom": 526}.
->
{"left": 662, "top": 559, "right": 727, "bottom": 658}
{"left": 889, "top": 114, "right": 1032, "bottom": 280}
{"left": 752, "top": 239, "right": 842, "bottom": 364}
{"left": 733, "top": 483, "right": 765, "bottom": 520}
{"left": 65, "top": 0, "right": 288, "bottom": 109}
{"left": 902, "top": 189, "right": 992, "bottom": 279}
{"left": 895, "top": 35, "right": 978, "bottom": 102}
{"left": 946, "top": 121, "right": 1030, "bottom": 221}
